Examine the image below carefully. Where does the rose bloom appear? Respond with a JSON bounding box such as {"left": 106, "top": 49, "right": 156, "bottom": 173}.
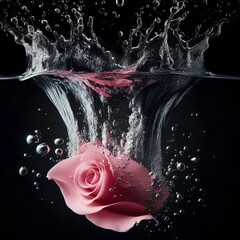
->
{"left": 47, "top": 142, "right": 169, "bottom": 232}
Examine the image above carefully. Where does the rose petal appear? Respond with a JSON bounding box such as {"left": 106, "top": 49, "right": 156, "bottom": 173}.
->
{"left": 86, "top": 202, "right": 153, "bottom": 232}
{"left": 107, "top": 154, "right": 153, "bottom": 206}
{"left": 74, "top": 160, "right": 117, "bottom": 206}
{"left": 47, "top": 157, "right": 106, "bottom": 215}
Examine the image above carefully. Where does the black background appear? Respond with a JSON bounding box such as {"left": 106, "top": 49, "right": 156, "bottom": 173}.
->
{"left": 1, "top": 1, "right": 240, "bottom": 240}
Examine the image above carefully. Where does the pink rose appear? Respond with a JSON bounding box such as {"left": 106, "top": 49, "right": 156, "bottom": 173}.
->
{"left": 47, "top": 142, "right": 169, "bottom": 232}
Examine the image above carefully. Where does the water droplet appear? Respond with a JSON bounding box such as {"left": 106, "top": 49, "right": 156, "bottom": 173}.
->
{"left": 176, "top": 162, "right": 185, "bottom": 171}
{"left": 116, "top": 0, "right": 125, "bottom": 7}
{"left": 26, "top": 135, "right": 40, "bottom": 144}
{"left": 19, "top": 166, "right": 28, "bottom": 176}
{"left": 55, "top": 148, "right": 63, "bottom": 156}
{"left": 36, "top": 143, "right": 50, "bottom": 156}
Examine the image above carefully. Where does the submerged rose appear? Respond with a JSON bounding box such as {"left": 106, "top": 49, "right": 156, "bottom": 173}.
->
{"left": 47, "top": 142, "right": 169, "bottom": 232}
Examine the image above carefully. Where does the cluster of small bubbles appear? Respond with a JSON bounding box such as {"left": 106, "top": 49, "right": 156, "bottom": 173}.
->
{"left": 26, "top": 135, "right": 40, "bottom": 145}
{"left": 36, "top": 143, "right": 50, "bottom": 156}
{"left": 19, "top": 166, "right": 28, "bottom": 176}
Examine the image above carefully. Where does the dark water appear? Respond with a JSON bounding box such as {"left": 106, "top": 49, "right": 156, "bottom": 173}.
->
{"left": 1, "top": 75, "right": 240, "bottom": 240}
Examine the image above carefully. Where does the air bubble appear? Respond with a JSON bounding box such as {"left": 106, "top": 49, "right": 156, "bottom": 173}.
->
{"left": 176, "top": 193, "right": 184, "bottom": 200}
{"left": 155, "top": 17, "right": 161, "bottom": 23}
{"left": 55, "top": 8, "right": 60, "bottom": 14}
{"left": 99, "top": 8, "right": 105, "bottom": 15}
{"left": 54, "top": 138, "right": 64, "bottom": 145}
{"left": 36, "top": 173, "right": 42, "bottom": 178}
{"left": 23, "top": 153, "right": 32, "bottom": 158}
{"left": 191, "top": 157, "right": 199, "bottom": 163}
{"left": 35, "top": 130, "right": 41, "bottom": 135}
{"left": 176, "top": 162, "right": 185, "bottom": 171}
{"left": 19, "top": 166, "right": 28, "bottom": 176}
{"left": 118, "top": 31, "right": 123, "bottom": 37}
{"left": 153, "top": 0, "right": 160, "bottom": 8}
{"left": 185, "top": 175, "right": 191, "bottom": 180}
{"left": 116, "top": 0, "right": 125, "bottom": 7}
{"left": 195, "top": 178, "right": 200, "bottom": 182}
{"left": 26, "top": 135, "right": 40, "bottom": 144}
{"left": 36, "top": 143, "right": 50, "bottom": 156}
{"left": 171, "top": 125, "right": 177, "bottom": 132}
{"left": 55, "top": 148, "right": 63, "bottom": 156}
{"left": 34, "top": 181, "right": 40, "bottom": 186}
{"left": 183, "top": 146, "right": 189, "bottom": 151}
{"left": 10, "top": 17, "right": 18, "bottom": 25}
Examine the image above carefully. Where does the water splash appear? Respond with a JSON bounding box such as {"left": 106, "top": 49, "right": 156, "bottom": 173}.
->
{"left": 0, "top": 0, "right": 229, "bottom": 80}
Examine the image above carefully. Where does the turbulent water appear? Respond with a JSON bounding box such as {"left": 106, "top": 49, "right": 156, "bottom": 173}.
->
{"left": 1, "top": 0, "right": 240, "bottom": 233}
